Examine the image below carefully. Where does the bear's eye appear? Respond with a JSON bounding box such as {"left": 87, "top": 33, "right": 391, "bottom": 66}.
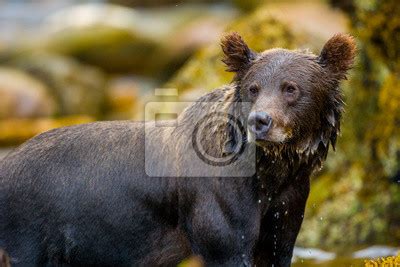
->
{"left": 286, "top": 85, "right": 296, "bottom": 93}
{"left": 248, "top": 84, "right": 260, "bottom": 96}
{"left": 282, "top": 82, "right": 300, "bottom": 104}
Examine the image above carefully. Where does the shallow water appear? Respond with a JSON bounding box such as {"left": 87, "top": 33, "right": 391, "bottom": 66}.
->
{"left": 292, "top": 246, "right": 399, "bottom": 267}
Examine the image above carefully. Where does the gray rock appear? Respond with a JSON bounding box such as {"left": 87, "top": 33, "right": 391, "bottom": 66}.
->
{"left": 0, "top": 67, "right": 56, "bottom": 119}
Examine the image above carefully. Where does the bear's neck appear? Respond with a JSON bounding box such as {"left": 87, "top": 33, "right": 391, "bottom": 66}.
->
{"left": 254, "top": 143, "right": 327, "bottom": 195}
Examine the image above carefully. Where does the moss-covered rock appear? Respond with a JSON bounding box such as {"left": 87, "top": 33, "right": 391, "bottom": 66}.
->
{"left": 11, "top": 52, "right": 107, "bottom": 117}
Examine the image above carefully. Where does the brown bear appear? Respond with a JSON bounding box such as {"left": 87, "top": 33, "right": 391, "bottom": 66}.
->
{"left": 0, "top": 32, "right": 355, "bottom": 266}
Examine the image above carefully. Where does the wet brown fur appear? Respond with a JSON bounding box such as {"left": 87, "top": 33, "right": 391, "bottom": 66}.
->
{"left": 189, "top": 32, "right": 357, "bottom": 177}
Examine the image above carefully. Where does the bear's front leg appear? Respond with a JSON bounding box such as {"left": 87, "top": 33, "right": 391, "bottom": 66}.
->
{"left": 254, "top": 176, "right": 310, "bottom": 267}
{"left": 183, "top": 191, "right": 260, "bottom": 267}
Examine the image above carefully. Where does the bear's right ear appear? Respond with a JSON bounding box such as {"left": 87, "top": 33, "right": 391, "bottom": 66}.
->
{"left": 221, "top": 32, "right": 256, "bottom": 74}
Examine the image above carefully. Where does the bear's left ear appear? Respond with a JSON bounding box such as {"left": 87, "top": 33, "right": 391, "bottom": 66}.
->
{"left": 221, "top": 32, "right": 256, "bottom": 75}
{"left": 318, "top": 33, "right": 357, "bottom": 79}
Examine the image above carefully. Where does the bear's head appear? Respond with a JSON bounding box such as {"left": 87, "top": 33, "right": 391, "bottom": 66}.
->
{"left": 221, "top": 32, "right": 356, "bottom": 155}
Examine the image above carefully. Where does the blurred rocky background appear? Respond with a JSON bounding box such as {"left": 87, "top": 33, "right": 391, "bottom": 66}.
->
{"left": 0, "top": 0, "right": 399, "bottom": 266}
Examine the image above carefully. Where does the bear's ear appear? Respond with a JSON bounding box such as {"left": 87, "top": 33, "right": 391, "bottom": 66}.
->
{"left": 319, "top": 33, "right": 356, "bottom": 79}
{"left": 221, "top": 32, "right": 256, "bottom": 74}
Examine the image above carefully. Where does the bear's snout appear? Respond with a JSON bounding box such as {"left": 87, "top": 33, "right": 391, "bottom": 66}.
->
{"left": 248, "top": 111, "right": 273, "bottom": 140}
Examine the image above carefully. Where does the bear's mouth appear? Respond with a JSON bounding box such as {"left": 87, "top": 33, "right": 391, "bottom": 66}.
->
{"left": 254, "top": 139, "right": 283, "bottom": 148}
{"left": 247, "top": 131, "right": 278, "bottom": 147}
{"left": 247, "top": 126, "right": 293, "bottom": 147}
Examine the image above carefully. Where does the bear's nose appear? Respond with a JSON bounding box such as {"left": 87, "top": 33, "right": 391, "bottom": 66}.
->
{"left": 248, "top": 111, "right": 272, "bottom": 139}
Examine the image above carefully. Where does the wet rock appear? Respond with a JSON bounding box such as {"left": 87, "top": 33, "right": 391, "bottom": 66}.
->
{"left": 0, "top": 67, "right": 56, "bottom": 119}
{"left": 12, "top": 52, "right": 106, "bottom": 117}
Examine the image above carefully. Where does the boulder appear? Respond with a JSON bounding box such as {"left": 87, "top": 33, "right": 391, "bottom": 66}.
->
{"left": 12, "top": 52, "right": 106, "bottom": 117}
{"left": 0, "top": 67, "right": 56, "bottom": 119}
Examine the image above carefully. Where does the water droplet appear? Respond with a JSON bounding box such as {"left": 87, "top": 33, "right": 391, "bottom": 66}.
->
{"left": 274, "top": 212, "right": 280, "bottom": 218}
{"left": 284, "top": 210, "right": 288, "bottom": 215}
{"left": 268, "top": 197, "right": 272, "bottom": 201}
{"left": 320, "top": 216, "right": 323, "bottom": 221}
{"left": 272, "top": 160, "right": 275, "bottom": 163}
{"left": 258, "top": 199, "right": 262, "bottom": 204}
{"left": 241, "top": 235, "right": 245, "bottom": 239}
{"left": 242, "top": 254, "right": 245, "bottom": 258}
